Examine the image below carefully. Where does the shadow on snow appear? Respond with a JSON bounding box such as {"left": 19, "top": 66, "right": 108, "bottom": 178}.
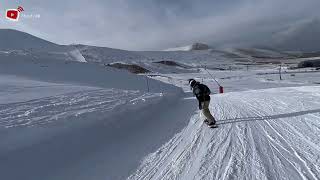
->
{"left": 217, "top": 108, "right": 320, "bottom": 125}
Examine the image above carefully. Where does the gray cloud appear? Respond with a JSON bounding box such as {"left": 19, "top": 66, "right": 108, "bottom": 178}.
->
{"left": 0, "top": 0, "right": 319, "bottom": 50}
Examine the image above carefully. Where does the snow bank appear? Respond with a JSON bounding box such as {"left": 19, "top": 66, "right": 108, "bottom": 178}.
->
{"left": 0, "top": 58, "right": 182, "bottom": 94}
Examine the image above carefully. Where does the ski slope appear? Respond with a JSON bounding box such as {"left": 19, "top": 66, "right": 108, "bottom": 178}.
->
{"left": 129, "top": 86, "right": 320, "bottom": 180}
{"left": 0, "top": 74, "right": 194, "bottom": 180}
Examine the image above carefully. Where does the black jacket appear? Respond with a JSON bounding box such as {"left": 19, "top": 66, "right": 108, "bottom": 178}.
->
{"left": 192, "top": 82, "right": 211, "bottom": 102}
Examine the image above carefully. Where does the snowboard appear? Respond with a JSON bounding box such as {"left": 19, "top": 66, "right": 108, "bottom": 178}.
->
{"left": 208, "top": 124, "right": 218, "bottom": 128}
{"left": 204, "top": 120, "right": 218, "bottom": 128}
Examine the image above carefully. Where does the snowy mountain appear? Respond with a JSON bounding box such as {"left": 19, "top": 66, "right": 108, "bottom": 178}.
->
{"left": 0, "top": 29, "right": 312, "bottom": 73}
{"left": 0, "top": 29, "right": 64, "bottom": 51}
{"left": 0, "top": 29, "right": 86, "bottom": 62}
{"left": 71, "top": 44, "right": 198, "bottom": 74}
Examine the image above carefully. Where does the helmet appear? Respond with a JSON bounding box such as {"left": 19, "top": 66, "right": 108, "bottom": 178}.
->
{"left": 189, "top": 79, "right": 197, "bottom": 88}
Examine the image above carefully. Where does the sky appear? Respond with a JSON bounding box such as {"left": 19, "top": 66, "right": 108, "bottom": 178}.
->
{"left": 0, "top": 0, "right": 320, "bottom": 51}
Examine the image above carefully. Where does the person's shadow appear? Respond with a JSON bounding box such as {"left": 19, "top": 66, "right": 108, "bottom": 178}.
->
{"left": 217, "top": 108, "right": 320, "bottom": 125}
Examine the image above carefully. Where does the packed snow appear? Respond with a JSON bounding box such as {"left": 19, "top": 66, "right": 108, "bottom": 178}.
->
{"left": 129, "top": 86, "right": 320, "bottom": 180}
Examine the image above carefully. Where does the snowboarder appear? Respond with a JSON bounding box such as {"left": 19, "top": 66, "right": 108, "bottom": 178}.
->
{"left": 189, "top": 79, "right": 216, "bottom": 127}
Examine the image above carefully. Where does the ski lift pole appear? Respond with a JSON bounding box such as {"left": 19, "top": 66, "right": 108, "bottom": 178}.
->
{"left": 204, "top": 68, "right": 224, "bottom": 94}
{"left": 279, "top": 64, "right": 282, "bottom": 80}
{"left": 145, "top": 76, "right": 150, "bottom": 92}
{"left": 199, "top": 60, "right": 224, "bottom": 94}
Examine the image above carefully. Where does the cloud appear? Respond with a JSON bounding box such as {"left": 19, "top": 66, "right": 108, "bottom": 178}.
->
{"left": 0, "top": 0, "right": 319, "bottom": 50}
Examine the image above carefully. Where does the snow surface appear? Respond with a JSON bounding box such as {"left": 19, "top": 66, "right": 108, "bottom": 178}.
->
{"left": 0, "top": 75, "right": 194, "bottom": 180}
{"left": 0, "top": 75, "right": 96, "bottom": 104}
{"left": 1, "top": 29, "right": 320, "bottom": 180}
{"left": 129, "top": 86, "right": 320, "bottom": 180}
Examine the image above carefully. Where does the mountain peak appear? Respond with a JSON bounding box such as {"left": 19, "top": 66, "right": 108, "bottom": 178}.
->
{"left": 190, "top": 43, "right": 210, "bottom": 50}
{"left": 164, "top": 42, "right": 210, "bottom": 51}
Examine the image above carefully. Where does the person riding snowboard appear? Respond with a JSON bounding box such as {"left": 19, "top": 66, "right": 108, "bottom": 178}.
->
{"left": 189, "top": 79, "right": 216, "bottom": 126}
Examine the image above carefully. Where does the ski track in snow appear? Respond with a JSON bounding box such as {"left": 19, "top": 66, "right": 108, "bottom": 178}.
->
{"left": 0, "top": 89, "right": 146, "bottom": 128}
{"left": 128, "top": 86, "right": 320, "bottom": 180}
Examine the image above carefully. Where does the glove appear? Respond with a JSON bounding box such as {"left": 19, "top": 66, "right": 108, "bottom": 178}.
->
{"left": 198, "top": 101, "right": 203, "bottom": 110}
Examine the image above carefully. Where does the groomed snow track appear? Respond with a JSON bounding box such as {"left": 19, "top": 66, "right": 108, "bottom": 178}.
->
{"left": 129, "top": 86, "right": 320, "bottom": 180}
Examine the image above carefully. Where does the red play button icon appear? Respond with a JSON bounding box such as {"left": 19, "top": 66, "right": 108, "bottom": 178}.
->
{"left": 6, "top": 9, "right": 19, "bottom": 21}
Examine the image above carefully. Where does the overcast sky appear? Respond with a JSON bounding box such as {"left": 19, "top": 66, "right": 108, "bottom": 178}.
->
{"left": 1, "top": 0, "right": 319, "bottom": 50}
